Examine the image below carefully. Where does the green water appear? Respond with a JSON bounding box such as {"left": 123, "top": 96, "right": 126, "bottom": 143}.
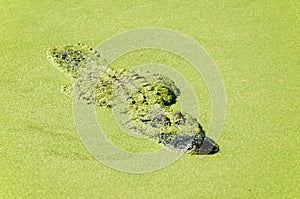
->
{"left": 1, "top": 1, "right": 299, "bottom": 198}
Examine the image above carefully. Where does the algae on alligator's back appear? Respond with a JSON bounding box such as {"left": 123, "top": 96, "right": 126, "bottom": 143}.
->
{"left": 47, "top": 43, "right": 219, "bottom": 155}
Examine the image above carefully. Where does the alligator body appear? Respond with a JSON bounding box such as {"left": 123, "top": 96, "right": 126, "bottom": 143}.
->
{"left": 47, "top": 43, "right": 219, "bottom": 155}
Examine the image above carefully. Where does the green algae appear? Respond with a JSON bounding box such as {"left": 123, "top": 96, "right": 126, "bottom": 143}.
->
{"left": 1, "top": 1, "right": 299, "bottom": 198}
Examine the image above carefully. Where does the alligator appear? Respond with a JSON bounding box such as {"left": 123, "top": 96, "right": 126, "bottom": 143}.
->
{"left": 47, "top": 43, "right": 219, "bottom": 155}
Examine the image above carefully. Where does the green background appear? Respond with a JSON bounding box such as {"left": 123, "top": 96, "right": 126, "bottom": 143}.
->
{"left": 1, "top": 0, "right": 299, "bottom": 198}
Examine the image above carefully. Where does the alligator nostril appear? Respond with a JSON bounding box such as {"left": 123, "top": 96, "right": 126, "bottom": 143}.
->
{"left": 208, "top": 143, "right": 219, "bottom": 154}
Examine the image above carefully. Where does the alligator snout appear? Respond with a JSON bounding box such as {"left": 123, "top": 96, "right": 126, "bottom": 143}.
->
{"left": 165, "top": 134, "right": 219, "bottom": 155}
{"left": 187, "top": 136, "right": 219, "bottom": 155}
